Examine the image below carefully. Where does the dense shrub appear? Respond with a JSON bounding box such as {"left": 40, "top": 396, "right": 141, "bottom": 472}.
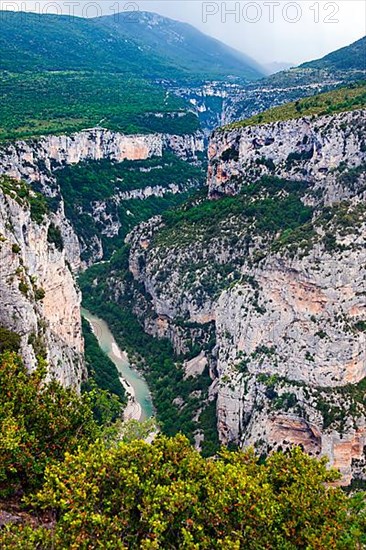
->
{"left": 0, "top": 71, "right": 193, "bottom": 142}
{"left": 1, "top": 437, "right": 365, "bottom": 549}
{"left": 0, "top": 327, "right": 21, "bottom": 353}
{"left": 157, "top": 176, "right": 313, "bottom": 247}
{"left": 0, "top": 351, "right": 364, "bottom": 549}
{"left": 0, "top": 352, "right": 98, "bottom": 496}
{"left": 47, "top": 223, "right": 64, "bottom": 251}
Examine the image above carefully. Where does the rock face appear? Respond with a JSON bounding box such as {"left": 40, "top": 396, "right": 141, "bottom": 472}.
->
{"left": 214, "top": 235, "right": 366, "bottom": 484}
{"left": 207, "top": 110, "right": 366, "bottom": 200}
{"left": 216, "top": 247, "right": 366, "bottom": 389}
{"left": 124, "top": 107, "right": 366, "bottom": 483}
{"left": 170, "top": 78, "right": 349, "bottom": 140}
{"left": 0, "top": 129, "right": 204, "bottom": 187}
{"left": 210, "top": 111, "right": 366, "bottom": 483}
{"left": 0, "top": 127, "right": 204, "bottom": 386}
{"left": 0, "top": 181, "right": 84, "bottom": 387}
{"left": 0, "top": 128, "right": 204, "bottom": 266}
{"left": 84, "top": 175, "right": 202, "bottom": 263}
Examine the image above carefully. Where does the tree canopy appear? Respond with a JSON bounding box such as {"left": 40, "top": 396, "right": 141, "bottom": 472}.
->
{"left": 0, "top": 350, "right": 365, "bottom": 548}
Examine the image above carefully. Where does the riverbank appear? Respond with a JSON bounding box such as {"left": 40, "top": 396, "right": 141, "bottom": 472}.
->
{"left": 82, "top": 308, "right": 154, "bottom": 421}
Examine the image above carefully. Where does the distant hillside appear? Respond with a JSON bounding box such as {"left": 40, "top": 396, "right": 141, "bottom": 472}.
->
{"left": 0, "top": 10, "right": 265, "bottom": 142}
{"left": 263, "top": 61, "right": 294, "bottom": 75}
{"left": 95, "top": 11, "right": 264, "bottom": 81}
{"left": 0, "top": 12, "right": 157, "bottom": 74}
{"left": 0, "top": 71, "right": 198, "bottom": 142}
{"left": 301, "top": 36, "right": 366, "bottom": 72}
{"left": 0, "top": 10, "right": 264, "bottom": 82}
{"left": 222, "top": 36, "right": 366, "bottom": 125}
{"left": 267, "top": 35, "right": 366, "bottom": 88}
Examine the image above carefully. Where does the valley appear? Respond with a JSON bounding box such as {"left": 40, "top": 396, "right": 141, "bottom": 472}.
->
{"left": 0, "top": 8, "right": 365, "bottom": 546}
{"left": 82, "top": 308, "right": 153, "bottom": 421}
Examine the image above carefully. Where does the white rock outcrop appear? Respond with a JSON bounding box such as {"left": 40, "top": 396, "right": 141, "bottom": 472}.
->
{"left": 207, "top": 109, "right": 366, "bottom": 201}
{"left": 0, "top": 185, "right": 84, "bottom": 387}
{"left": 0, "top": 129, "right": 204, "bottom": 186}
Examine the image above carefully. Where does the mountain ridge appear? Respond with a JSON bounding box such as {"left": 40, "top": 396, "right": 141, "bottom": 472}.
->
{"left": 94, "top": 10, "right": 265, "bottom": 80}
{"left": 220, "top": 35, "right": 366, "bottom": 126}
{"left": 301, "top": 35, "right": 366, "bottom": 71}
{"left": 0, "top": 10, "right": 265, "bottom": 81}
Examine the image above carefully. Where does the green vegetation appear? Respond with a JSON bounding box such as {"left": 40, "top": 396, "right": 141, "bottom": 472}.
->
{"left": 0, "top": 72, "right": 198, "bottom": 142}
{"left": 0, "top": 176, "right": 49, "bottom": 223}
{"left": 79, "top": 250, "right": 219, "bottom": 457}
{"left": 0, "top": 8, "right": 263, "bottom": 142}
{"left": 0, "top": 336, "right": 365, "bottom": 547}
{"left": 272, "top": 197, "right": 366, "bottom": 258}
{"left": 338, "top": 163, "right": 366, "bottom": 190}
{"left": 313, "top": 373, "right": 366, "bottom": 432}
{"left": 110, "top": 176, "right": 312, "bottom": 321}
{"left": 47, "top": 223, "right": 63, "bottom": 251}
{"left": 34, "top": 287, "right": 45, "bottom": 301}
{"left": 263, "top": 36, "right": 366, "bottom": 92}
{"left": 0, "top": 352, "right": 98, "bottom": 497}
{"left": 11, "top": 243, "right": 20, "bottom": 254}
{"left": 0, "top": 11, "right": 262, "bottom": 81}
{"left": 271, "top": 221, "right": 317, "bottom": 257}
{"left": 156, "top": 176, "right": 312, "bottom": 248}
{"left": 0, "top": 327, "right": 21, "bottom": 354}
{"left": 56, "top": 153, "right": 205, "bottom": 260}
{"left": 57, "top": 153, "right": 203, "bottom": 204}
{"left": 1, "top": 436, "right": 365, "bottom": 549}
{"left": 302, "top": 36, "right": 366, "bottom": 72}
{"left": 82, "top": 317, "right": 126, "bottom": 407}
{"left": 257, "top": 370, "right": 366, "bottom": 434}
{"left": 225, "top": 82, "right": 366, "bottom": 130}
{"left": 104, "top": 192, "right": 198, "bottom": 259}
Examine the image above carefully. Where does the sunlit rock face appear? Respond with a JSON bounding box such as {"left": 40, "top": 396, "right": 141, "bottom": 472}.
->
{"left": 0, "top": 185, "right": 84, "bottom": 388}
{"left": 0, "top": 128, "right": 204, "bottom": 185}
{"left": 214, "top": 239, "right": 366, "bottom": 485}
{"left": 207, "top": 108, "right": 366, "bottom": 484}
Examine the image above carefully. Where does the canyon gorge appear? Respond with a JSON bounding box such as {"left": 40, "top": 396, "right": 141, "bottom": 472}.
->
{"left": 0, "top": 14, "right": 365, "bottom": 490}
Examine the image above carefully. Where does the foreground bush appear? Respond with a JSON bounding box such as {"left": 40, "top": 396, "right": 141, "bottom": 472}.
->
{"left": 0, "top": 350, "right": 365, "bottom": 548}
{"left": 1, "top": 435, "right": 365, "bottom": 549}
{"left": 0, "top": 352, "right": 99, "bottom": 496}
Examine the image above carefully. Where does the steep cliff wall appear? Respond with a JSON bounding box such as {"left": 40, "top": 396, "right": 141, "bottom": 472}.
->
{"left": 0, "top": 128, "right": 204, "bottom": 264}
{"left": 124, "top": 107, "right": 366, "bottom": 482}
{"left": 0, "top": 178, "right": 84, "bottom": 386}
{"left": 207, "top": 109, "right": 366, "bottom": 201}
{"left": 0, "top": 128, "right": 204, "bottom": 386}
{"left": 214, "top": 215, "right": 366, "bottom": 484}
{"left": 0, "top": 129, "right": 204, "bottom": 187}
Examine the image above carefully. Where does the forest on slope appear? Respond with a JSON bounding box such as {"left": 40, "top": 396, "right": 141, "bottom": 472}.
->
{"left": 0, "top": 10, "right": 264, "bottom": 142}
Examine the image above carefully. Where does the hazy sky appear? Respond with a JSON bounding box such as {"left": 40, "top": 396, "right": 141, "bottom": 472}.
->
{"left": 1, "top": 0, "right": 365, "bottom": 64}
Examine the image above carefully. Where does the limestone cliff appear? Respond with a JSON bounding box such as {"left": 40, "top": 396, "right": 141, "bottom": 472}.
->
{"left": 0, "top": 128, "right": 204, "bottom": 265}
{"left": 124, "top": 107, "right": 366, "bottom": 483}
{"left": 0, "top": 128, "right": 204, "bottom": 385}
{"left": 0, "top": 129, "right": 204, "bottom": 188}
{"left": 207, "top": 109, "right": 366, "bottom": 201}
{"left": 0, "top": 178, "right": 84, "bottom": 387}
